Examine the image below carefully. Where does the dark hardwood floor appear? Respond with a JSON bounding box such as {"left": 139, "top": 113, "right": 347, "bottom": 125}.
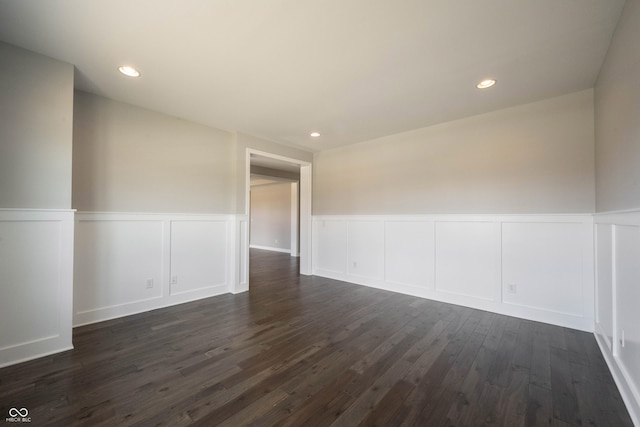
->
{"left": 0, "top": 249, "right": 633, "bottom": 426}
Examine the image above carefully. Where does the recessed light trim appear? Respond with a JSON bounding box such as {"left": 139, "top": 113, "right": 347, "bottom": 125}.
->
{"left": 310, "top": 132, "right": 321, "bottom": 138}
{"left": 118, "top": 65, "right": 141, "bottom": 78}
{"left": 476, "top": 79, "right": 496, "bottom": 89}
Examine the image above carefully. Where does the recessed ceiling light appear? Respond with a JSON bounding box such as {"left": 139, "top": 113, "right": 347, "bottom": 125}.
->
{"left": 310, "top": 132, "right": 321, "bottom": 137}
{"left": 118, "top": 65, "right": 141, "bottom": 77}
{"left": 476, "top": 79, "right": 496, "bottom": 89}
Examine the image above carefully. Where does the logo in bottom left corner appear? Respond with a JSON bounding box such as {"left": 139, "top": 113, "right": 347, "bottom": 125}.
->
{"left": 6, "top": 408, "right": 31, "bottom": 423}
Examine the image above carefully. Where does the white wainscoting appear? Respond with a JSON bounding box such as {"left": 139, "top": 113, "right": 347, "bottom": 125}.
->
{"left": 230, "top": 215, "right": 249, "bottom": 294}
{"left": 595, "top": 209, "right": 640, "bottom": 426}
{"left": 436, "top": 221, "right": 500, "bottom": 302}
{"left": 0, "top": 209, "right": 74, "bottom": 368}
{"left": 74, "top": 212, "right": 235, "bottom": 326}
{"left": 384, "top": 220, "right": 435, "bottom": 290}
{"left": 313, "top": 215, "right": 594, "bottom": 332}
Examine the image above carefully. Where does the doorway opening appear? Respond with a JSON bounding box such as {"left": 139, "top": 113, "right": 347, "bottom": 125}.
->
{"left": 250, "top": 164, "right": 299, "bottom": 256}
{"left": 243, "top": 149, "right": 312, "bottom": 289}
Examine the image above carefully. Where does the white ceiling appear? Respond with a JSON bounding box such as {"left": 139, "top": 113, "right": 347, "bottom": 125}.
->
{"left": 0, "top": 0, "right": 626, "bottom": 152}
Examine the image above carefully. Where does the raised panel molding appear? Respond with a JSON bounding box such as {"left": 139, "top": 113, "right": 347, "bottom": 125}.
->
{"left": 435, "top": 221, "right": 500, "bottom": 301}
{"left": 313, "top": 219, "right": 347, "bottom": 277}
{"left": 595, "top": 223, "right": 614, "bottom": 351}
{"left": 385, "top": 221, "right": 435, "bottom": 289}
{"left": 170, "top": 220, "right": 228, "bottom": 295}
{"left": 313, "top": 214, "right": 594, "bottom": 332}
{"left": 230, "top": 215, "right": 249, "bottom": 294}
{"left": 502, "top": 222, "right": 587, "bottom": 317}
{"left": 0, "top": 209, "right": 75, "bottom": 368}
{"left": 75, "top": 219, "right": 165, "bottom": 313}
{"left": 74, "top": 212, "right": 234, "bottom": 326}
{"left": 595, "top": 210, "right": 640, "bottom": 427}
{"left": 613, "top": 225, "right": 640, "bottom": 416}
{"left": 347, "top": 220, "right": 384, "bottom": 281}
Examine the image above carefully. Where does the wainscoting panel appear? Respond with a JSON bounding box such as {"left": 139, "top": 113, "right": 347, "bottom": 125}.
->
{"left": 231, "top": 215, "right": 249, "bottom": 294}
{"left": 435, "top": 221, "right": 499, "bottom": 301}
{"left": 502, "top": 222, "right": 585, "bottom": 316}
{"left": 347, "top": 220, "right": 384, "bottom": 282}
{"left": 75, "top": 219, "right": 164, "bottom": 313}
{"left": 313, "top": 215, "right": 593, "bottom": 332}
{"left": 313, "top": 219, "right": 347, "bottom": 277}
{"left": 384, "top": 220, "right": 435, "bottom": 289}
{"left": 74, "top": 212, "right": 233, "bottom": 326}
{"left": 170, "top": 220, "right": 228, "bottom": 295}
{"left": 614, "top": 225, "right": 640, "bottom": 416}
{"left": 0, "top": 210, "right": 74, "bottom": 368}
{"left": 595, "top": 223, "right": 614, "bottom": 351}
{"left": 595, "top": 210, "right": 640, "bottom": 426}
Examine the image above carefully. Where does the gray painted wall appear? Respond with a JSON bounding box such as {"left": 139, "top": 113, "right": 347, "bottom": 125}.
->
{"left": 250, "top": 183, "right": 292, "bottom": 251}
{"left": 595, "top": 0, "right": 640, "bottom": 212}
{"left": 0, "top": 42, "right": 74, "bottom": 209}
{"left": 314, "top": 90, "right": 595, "bottom": 215}
{"left": 73, "top": 91, "right": 235, "bottom": 213}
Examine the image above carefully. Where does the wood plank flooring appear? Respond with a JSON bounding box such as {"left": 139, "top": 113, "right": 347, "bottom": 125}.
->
{"left": 0, "top": 249, "right": 633, "bottom": 426}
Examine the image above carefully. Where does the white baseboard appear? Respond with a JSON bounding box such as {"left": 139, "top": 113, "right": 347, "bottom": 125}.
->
{"left": 314, "top": 265, "right": 592, "bottom": 332}
{"left": 249, "top": 244, "right": 291, "bottom": 254}
{"left": 595, "top": 331, "right": 640, "bottom": 426}
{"left": 73, "top": 284, "right": 228, "bottom": 327}
{"left": 0, "top": 345, "right": 74, "bottom": 369}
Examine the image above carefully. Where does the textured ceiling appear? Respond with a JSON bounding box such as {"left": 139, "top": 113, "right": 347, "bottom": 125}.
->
{"left": 0, "top": 0, "right": 626, "bottom": 152}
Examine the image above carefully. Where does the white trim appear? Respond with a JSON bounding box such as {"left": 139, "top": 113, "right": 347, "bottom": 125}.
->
{"left": 0, "top": 209, "right": 75, "bottom": 368}
{"left": 595, "top": 207, "right": 640, "bottom": 226}
{"left": 0, "top": 345, "right": 74, "bottom": 369}
{"left": 250, "top": 244, "right": 291, "bottom": 254}
{"left": 0, "top": 208, "right": 76, "bottom": 213}
{"left": 299, "top": 164, "right": 312, "bottom": 274}
{"left": 313, "top": 214, "right": 595, "bottom": 331}
{"left": 291, "top": 182, "right": 299, "bottom": 257}
{"left": 73, "top": 284, "right": 229, "bottom": 327}
{"left": 314, "top": 213, "right": 594, "bottom": 223}
{"left": 595, "top": 332, "right": 640, "bottom": 427}
{"left": 595, "top": 206, "right": 640, "bottom": 215}
{"left": 74, "top": 211, "right": 235, "bottom": 325}
{"left": 595, "top": 322, "right": 612, "bottom": 352}
{"left": 589, "top": 209, "right": 640, "bottom": 423}
{"left": 75, "top": 211, "right": 235, "bottom": 220}
{"left": 230, "top": 214, "right": 249, "bottom": 294}
{"left": 248, "top": 148, "right": 312, "bottom": 168}
{"left": 612, "top": 224, "right": 619, "bottom": 357}
{"left": 246, "top": 149, "right": 313, "bottom": 280}
{"left": 594, "top": 223, "right": 601, "bottom": 326}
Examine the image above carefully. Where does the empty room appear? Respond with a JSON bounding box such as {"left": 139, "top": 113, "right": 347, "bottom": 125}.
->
{"left": 1, "top": 0, "right": 639, "bottom": 425}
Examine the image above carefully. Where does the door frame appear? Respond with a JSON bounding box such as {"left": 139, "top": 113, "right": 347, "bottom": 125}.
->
{"left": 244, "top": 149, "right": 312, "bottom": 284}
